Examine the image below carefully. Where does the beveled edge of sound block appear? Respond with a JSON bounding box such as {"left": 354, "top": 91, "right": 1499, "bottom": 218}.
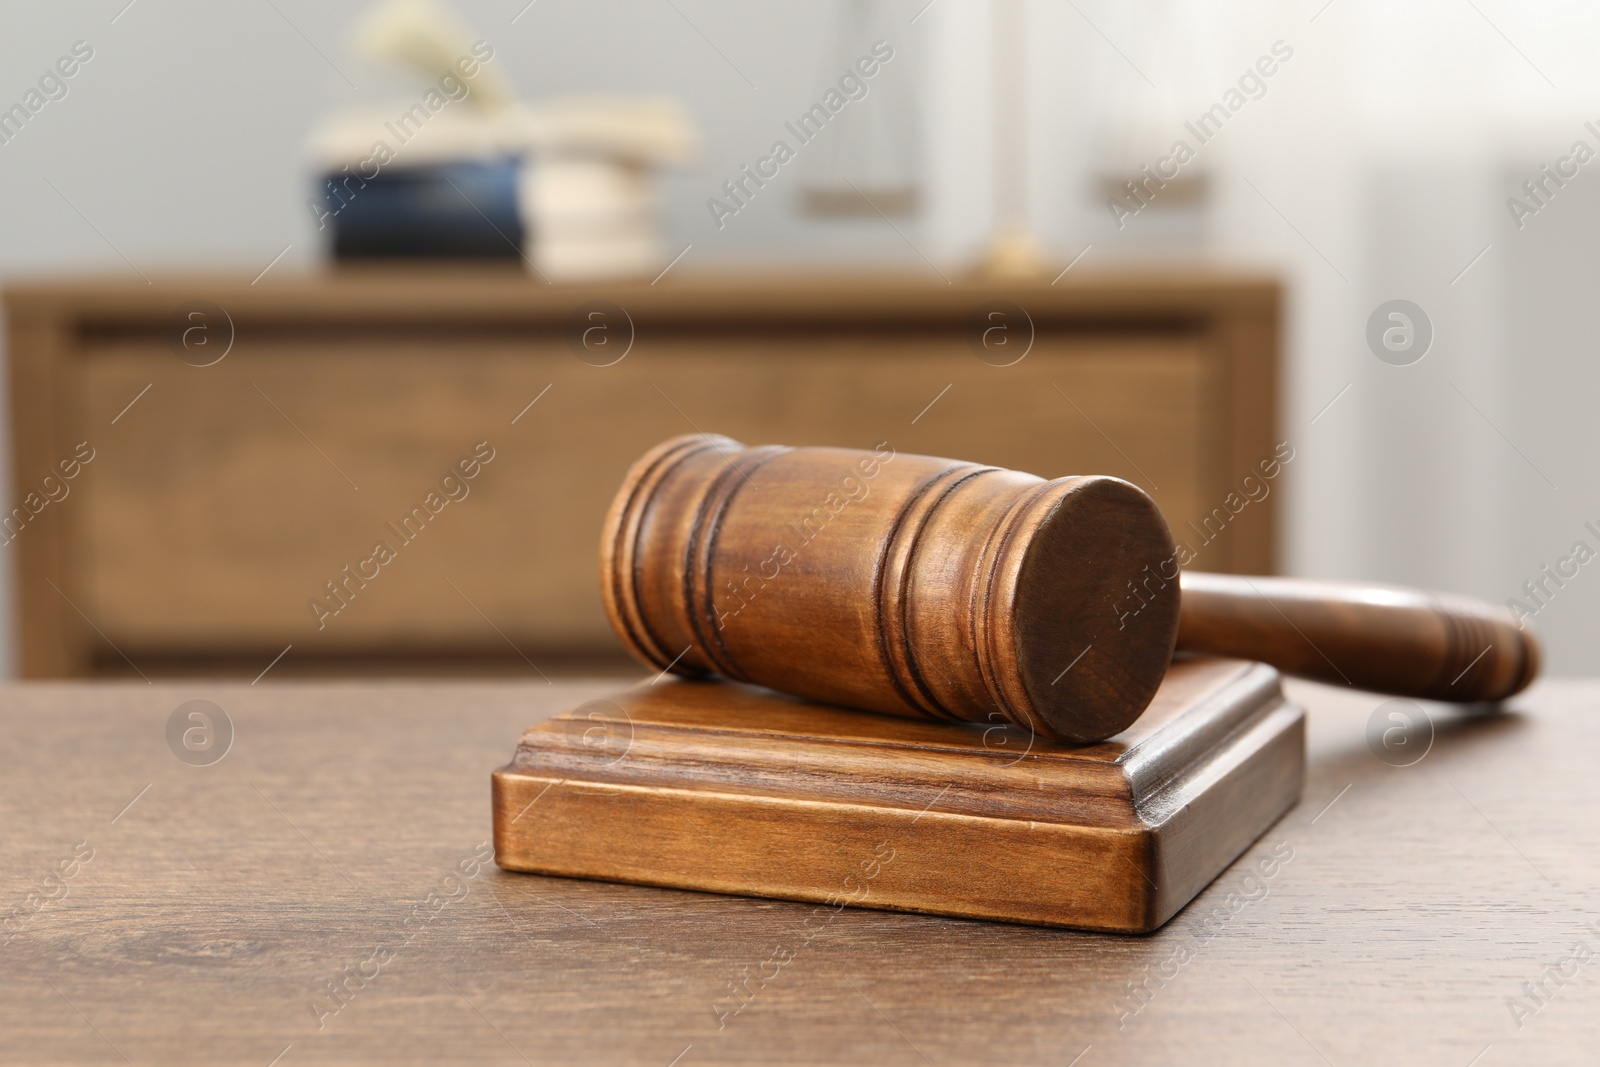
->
{"left": 491, "top": 656, "right": 1305, "bottom": 933}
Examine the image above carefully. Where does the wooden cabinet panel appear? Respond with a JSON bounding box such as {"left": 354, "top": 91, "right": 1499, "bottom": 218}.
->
{"left": 7, "top": 272, "right": 1277, "bottom": 676}
{"left": 76, "top": 333, "right": 1207, "bottom": 653}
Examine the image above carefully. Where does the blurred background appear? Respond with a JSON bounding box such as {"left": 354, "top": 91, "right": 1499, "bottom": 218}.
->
{"left": 2, "top": 0, "right": 1597, "bottom": 679}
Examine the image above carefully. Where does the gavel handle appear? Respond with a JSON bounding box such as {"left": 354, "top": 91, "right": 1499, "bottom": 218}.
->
{"left": 1175, "top": 572, "right": 1541, "bottom": 702}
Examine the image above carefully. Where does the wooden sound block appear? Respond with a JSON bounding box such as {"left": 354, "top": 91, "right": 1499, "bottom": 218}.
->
{"left": 492, "top": 656, "right": 1304, "bottom": 933}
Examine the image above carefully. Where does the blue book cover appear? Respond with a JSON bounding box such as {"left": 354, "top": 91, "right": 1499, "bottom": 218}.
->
{"left": 319, "top": 158, "right": 525, "bottom": 259}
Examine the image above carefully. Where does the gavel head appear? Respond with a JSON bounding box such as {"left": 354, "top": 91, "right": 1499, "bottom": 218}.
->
{"left": 601, "top": 435, "right": 1181, "bottom": 742}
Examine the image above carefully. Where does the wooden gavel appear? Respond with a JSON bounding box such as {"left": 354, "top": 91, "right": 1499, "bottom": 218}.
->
{"left": 602, "top": 435, "right": 1540, "bottom": 742}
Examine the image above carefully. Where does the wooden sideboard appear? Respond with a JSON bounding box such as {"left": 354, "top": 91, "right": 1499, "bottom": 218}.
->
{"left": 4, "top": 269, "right": 1279, "bottom": 678}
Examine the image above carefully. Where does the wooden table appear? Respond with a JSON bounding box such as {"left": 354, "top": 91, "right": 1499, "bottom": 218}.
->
{"left": 3, "top": 676, "right": 1594, "bottom": 1066}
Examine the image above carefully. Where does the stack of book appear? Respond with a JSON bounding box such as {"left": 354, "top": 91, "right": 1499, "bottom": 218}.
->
{"left": 308, "top": 97, "right": 695, "bottom": 278}
{"left": 309, "top": 108, "right": 528, "bottom": 260}
{"left": 305, "top": 0, "right": 696, "bottom": 277}
{"left": 519, "top": 97, "right": 696, "bottom": 281}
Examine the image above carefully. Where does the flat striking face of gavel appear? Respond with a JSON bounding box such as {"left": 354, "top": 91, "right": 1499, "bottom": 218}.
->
{"left": 602, "top": 435, "right": 1541, "bottom": 742}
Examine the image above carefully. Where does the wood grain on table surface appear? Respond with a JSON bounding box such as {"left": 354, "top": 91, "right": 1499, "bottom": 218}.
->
{"left": 0, "top": 677, "right": 1594, "bottom": 1066}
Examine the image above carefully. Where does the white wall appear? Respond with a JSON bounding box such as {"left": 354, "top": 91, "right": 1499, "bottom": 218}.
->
{"left": 5, "top": 0, "right": 1600, "bottom": 674}
{"left": 942, "top": 0, "right": 1600, "bottom": 675}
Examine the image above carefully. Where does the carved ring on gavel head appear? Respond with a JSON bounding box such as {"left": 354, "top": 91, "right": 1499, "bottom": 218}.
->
{"left": 601, "top": 434, "right": 1182, "bottom": 743}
